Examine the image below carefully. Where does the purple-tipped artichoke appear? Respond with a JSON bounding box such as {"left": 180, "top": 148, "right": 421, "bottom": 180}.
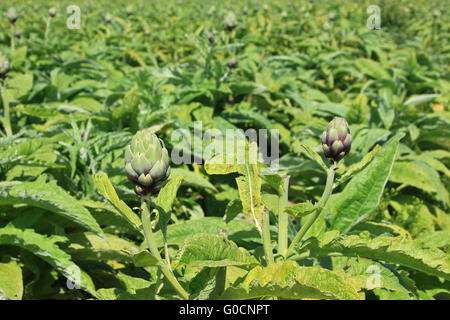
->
{"left": 322, "top": 117, "right": 351, "bottom": 164}
{"left": 124, "top": 129, "right": 171, "bottom": 196}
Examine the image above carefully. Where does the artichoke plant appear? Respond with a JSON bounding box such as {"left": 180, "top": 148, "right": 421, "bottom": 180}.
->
{"left": 321, "top": 117, "right": 351, "bottom": 164}
{"left": 124, "top": 129, "right": 171, "bottom": 196}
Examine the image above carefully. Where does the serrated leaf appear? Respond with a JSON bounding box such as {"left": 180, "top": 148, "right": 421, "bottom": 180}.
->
{"left": 335, "top": 145, "right": 381, "bottom": 186}
{"left": 331, "top": 257, "right": 410, "bottom": 294}
{"left": 152, "top": 217, "right": 259, "bottom": 248}
{"left": 0, "top": 178, "right": 103, "bottom": 236}
{"left": 174, "top": 234, "right": 259, "bottom": 268}
{"left": 0, "top": 224, "right": 98, "bottom": 297}
{"left": 389, "top": 161, "right": 449, "bottom": 205}
{"left": 301, "top": 233, "right": 450, "bottom": 281}
{"left": 170, "top": 168, "right": 216, "bottom": 191}
{"left": 0, "top": 261, "right": 23, "bottom": 300}
{"left": 221, "top": 261, "right": 360, "bottom": 300}
{"left": 285, "top": 201, "right": 319, "bottom": 218}
{"left": 66, "top": 232, "right": 139, "bottom": 262}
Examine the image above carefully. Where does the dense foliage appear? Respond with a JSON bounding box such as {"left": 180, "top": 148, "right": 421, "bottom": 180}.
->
{"left": 0, "top": 0, "right": 449, "bottom": 300}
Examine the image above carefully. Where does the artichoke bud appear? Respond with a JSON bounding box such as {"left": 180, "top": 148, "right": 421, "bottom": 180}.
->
{"left": 227, "top": 57, "right": 237, "bottom": 69}
{"left": 0, "top": 55, "right": 11, "bottom": 80}
{"left": 223, "top": 12, "right": 237, "bottom": 32}
{"left": 48, "top": 7, "right": 57, "bottom": 18}
{"left": 5, "top": 7, "right": 19, "bottom": 25}
{"left": 322, "top": 117, "right": 351, "bottom": 164}
{"left": 126, "top": 6, "right": 133, "bottom": 17}
{"left": 124, "top": 129, "right": 171, "bottom": 196}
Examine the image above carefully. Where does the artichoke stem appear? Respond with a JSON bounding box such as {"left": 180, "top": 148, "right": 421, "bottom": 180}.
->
{"left": 141, "top": 198, "right": 189, "bottom": 300}
{"left": 287, "top": 165, "right": 336, "bottom": 256}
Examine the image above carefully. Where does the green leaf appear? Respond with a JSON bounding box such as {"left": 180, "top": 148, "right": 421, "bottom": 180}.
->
{"left": 224, "top": 199, "right": 243, "bottom": 223}
{"left": 0, "top": 261, "right": 23, "bottom": 300}
{"left": 170, "top": 168, "right": 216, "bottom": 191}
{"left": 404, "top": 94, "right": 440, "bottom": 106}
{"left": 221, "top": 261, "right": 360, "bottom": 300}
{"left": 6, "top": 73, "right": 33, "bottom": 100}
{"left": 133, "top": 250, "right": 159, "bottom": 267}
{"left": 416, "top": 231, "right": 450, "bottom": 249}
{"left": 301, "top": 233, "right": 450, "bottom": 281}
{"left": 174, "top": 234, "right": 259, "bottom": 268}
{"left": 331, "top": 133, "right": 404, "bottom": 232}
{"left": 331, "top": 257, "right": 411, "bottom": 294}
{"left": 156, "top": 176, "right": 184, "bottom": 213}
{"left": 69, "top": 97, "right": 103, "bottom": 113}
{"left": 335, "top": 144, "right": 381, "bottom": 186}
{"left": 389, "top": 161, "right": 449, "bottom": 205}
{"left": 355, "top": 58, "right": 390, "bottom": 80}
{"left": 315, "top": 103, "right": 349, "bottom": 117}
{"left": 296, "top": 143, "right": 328, "bottom": 171}
{"left": 285, "top": 201, "right": 319, "bottom": 218}
{"left": 155, "top": 175, "right": 184, "bottom": 228}
{"left": 66, "top": 232, "right": 140, "bottom": 262}
{"left": 92, "top": 173, "right": 141, "bottom": 232}
{"left": 153, "top": 217, "right": 259, "bottom": 248}
{"left": 0, "top": 224, "right": 98, "bottom": 297}
{"left": 0, "top": 177, "right": 103, "bottom": 236}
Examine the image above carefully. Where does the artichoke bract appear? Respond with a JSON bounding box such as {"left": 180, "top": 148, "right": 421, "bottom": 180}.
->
{"left": 124, "top": 129, "right": 171, "bottom": 196}
{"left": 322, "top": 117, "right": 351, "bottom": 164}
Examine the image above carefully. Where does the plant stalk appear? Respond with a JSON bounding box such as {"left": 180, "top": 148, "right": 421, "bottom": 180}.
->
{"left": 287, "top": 165, "right": 336, "bottom": 256}
{"left": 262, "top": 209, "right": 274, "bottom": 266}
{"left": 278, "top": 175, "right": 290, "bottom": 258}
{"left": 1, "top": 83, "right": 12, "bottom": 137}
{"left": 141, "top": 198, "right": 189, "bottom": 300}
{"left": 44, "top": 18, "right": 51, "bottom": 47}
{"left": 10, "top": 24, "right": 15, "bottom": 52}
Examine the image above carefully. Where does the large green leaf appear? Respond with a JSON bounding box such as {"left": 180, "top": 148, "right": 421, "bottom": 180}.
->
{"left": 0, "top": 261, "right": 23, "bottom": 300}
{"left": 174, "top": 234, "right": 259, "bottom": 268}
{"left": 170, "top": 168, "right": 217, "bottom": 191}
{"left": 389, "top": 160, "right": 449, "bottom": 206}
{"left": 331, "top": 257, "right": 411, "bottom": 294}
{"left": 92, "top": 173, "right": 141, "bottom": 232}
{"left": 301, "top": 233, "right": 450, "bottom": 281}
{"left": 66, "top": 232, "right": 140, "bottom": 262}
{"left": 152, "top": 217, "right": 259, "bottom": 248}
{"left": 0, "top": 224, "right": 98, "bottom": 297}
{"left": 0, "top": 177, "right": 103, "bottom": 236}
{"left": 221, "top": 261, "right": 360, "bottom": 300}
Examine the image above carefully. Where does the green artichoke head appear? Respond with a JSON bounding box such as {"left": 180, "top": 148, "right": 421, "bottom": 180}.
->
{"left": 124, "top": 129, "right": 171, "bottom": 196}
{"left": 48, "top": 7, "right": 57, "bottom": 18}
{"left": 5, "top": 7, "right": 19, "bottom": 24}
{"left": 321, "top": 117, "right": 351, "bottom": 164}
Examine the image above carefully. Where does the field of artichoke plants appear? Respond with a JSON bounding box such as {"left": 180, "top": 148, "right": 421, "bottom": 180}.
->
{"left": 0, "top": 0, "right": 449, "bottom": 301}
